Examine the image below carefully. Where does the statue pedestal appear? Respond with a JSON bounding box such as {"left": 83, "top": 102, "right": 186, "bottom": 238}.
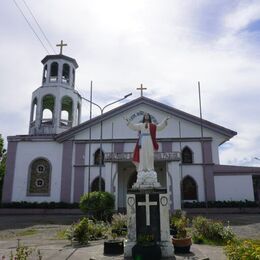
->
{"left": 124, "top": 189, "right": 173, "bottom": 258}
{"left": 132, "top": 170, "right": 161, "bottom": 189}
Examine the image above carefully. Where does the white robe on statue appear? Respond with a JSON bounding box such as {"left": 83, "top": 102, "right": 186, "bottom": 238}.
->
{"left": 127, "top": 118, "right": 168, "bottom": 172}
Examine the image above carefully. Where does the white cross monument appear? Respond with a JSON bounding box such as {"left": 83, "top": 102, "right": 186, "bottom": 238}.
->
{"left": 137, "top": 194, "right": 157, "bottom": 226}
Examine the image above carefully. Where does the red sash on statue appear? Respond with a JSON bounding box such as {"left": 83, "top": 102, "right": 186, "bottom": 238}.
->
{"left": 132, "top": 123, "right": 159, "bottom": 163}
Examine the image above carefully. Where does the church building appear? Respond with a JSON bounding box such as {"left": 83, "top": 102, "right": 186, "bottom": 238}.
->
{"left": 2, "top": 50, "right": 260, "bottom": 211}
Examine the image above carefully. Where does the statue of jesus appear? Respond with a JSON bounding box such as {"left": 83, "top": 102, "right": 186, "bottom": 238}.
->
{"left": 124, "top": 113, "right": 170, "bottom": 188}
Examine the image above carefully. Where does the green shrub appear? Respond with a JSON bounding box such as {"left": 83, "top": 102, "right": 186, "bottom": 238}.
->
{"left": 88, "top": 220, "right": 108, "bottom": 240}
{"left": 10, "top": 244, "right": 33, "bottom": 260}
{"left": 80, "top": 192, "right": 115, "bottom": 221}
{"left": 65, "top": 217, "right": 108, "bottom": 243}
{"left": 192, "top": 216, "right": 236, "bottom": 245}
{"left": 184, "top": 200, "right": 259, "bottom": 208}
{"left": 65, "top": 217, "right": 90, "bottom": 244}
{"left": 224, "top": 240, "right": 260, "bottom": 259}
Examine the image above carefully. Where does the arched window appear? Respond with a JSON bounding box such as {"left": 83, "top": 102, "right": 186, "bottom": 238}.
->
{"left": 60, "top": 96, "right": 73, "bottom": 127}
{"left": 30, "top": 97, "right": 37, "bottom": 123}
{"left": 28, "top": 158, "right": 51, "bottom": 195}
{"left": 182, "top": 147, "right": 193, "bottom": 164}
{"left": 62, "top": 63, "right": 70, "bottom": 84}
{"left": 91, "top": 177, "right": 105, "bottom": 192}
{"left": 50, "top": 62, "right": 58, "bottom": 82}
{"left": 42, "top": 65, "right": 47, "bottom": 83}
{"left": 182, "top": 176, "right": 197, "bottom": 200}
{"left": 41, "top": 95, "right": 55, "bottom": 125}
{"left": 94, "top": 148, "right": 104, "bottom": 165}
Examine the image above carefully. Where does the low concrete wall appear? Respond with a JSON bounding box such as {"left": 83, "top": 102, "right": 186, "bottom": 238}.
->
{"left": 0, "top": 207, "right": 259, "bottom": 215}
{"left": 0, "top": 208, "right": 83, "bottom": 215}
{"left": 184, "top": 207, "right": 260, "bottom": 214}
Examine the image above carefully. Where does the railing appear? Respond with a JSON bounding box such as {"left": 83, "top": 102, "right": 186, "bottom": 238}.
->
{"left": 60, "top": 119, "right": 72, "bottom": 127}
{"left": 104, "top": 152, "right": 181, "bottom": 162}
{"left": 41, "top": 118, "right": 53, "bottom": 125}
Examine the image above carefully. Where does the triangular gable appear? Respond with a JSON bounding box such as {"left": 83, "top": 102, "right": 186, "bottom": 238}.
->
{"left": 56, "top": 96, "right": 237, "bottom": 142}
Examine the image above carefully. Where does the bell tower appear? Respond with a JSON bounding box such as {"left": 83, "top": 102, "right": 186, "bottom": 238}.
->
{"left": 29, "top": 41, "right": 82, "bottom": 135}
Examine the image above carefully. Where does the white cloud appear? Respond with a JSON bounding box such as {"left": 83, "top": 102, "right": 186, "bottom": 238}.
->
{"left": 224, "top": 1, "right": 260, "bottom": 32}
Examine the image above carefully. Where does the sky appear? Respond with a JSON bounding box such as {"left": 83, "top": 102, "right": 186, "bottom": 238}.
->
{"left": 1, "top": 0, "right": 260, "bottom": 166}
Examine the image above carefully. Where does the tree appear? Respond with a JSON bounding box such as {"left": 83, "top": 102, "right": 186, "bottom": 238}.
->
{"left": 0, "top": 135, "right": 7, "bottom": 201}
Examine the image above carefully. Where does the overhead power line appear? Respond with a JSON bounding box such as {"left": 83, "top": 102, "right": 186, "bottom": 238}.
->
{"left": 21, "top": 0, "right": 56, "bottom": 54}
{"left": 13, "top": 0, "right": 50, "bottom": 54}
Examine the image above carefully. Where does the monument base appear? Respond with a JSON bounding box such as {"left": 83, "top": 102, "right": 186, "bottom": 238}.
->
{"left": 124, "top": 240, "right": 135, "bottom": 257}
{"left": 132, "top": 170, "right": 161, "bottom": 189}
{"left": 124, "top": 188, "right": 173, "bottom": 258}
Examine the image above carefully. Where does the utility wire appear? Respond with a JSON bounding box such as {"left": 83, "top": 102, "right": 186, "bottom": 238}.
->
{"left": 13, "top": 0, "right": 50, "bottom": 54}
{"left": 21, "top": 0, "right": 56, "bottom": 54}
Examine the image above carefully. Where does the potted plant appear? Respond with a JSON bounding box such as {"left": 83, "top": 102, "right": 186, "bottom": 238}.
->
{"left": 111, "top": 213, "right": 127, "bottom": 237}
{"left": 132, "top": 233, "right": 162, "bottom": 260}
{"left": 103, "top": 228, "right": 124, "bottom": 255}
{"left": 170, "top": 210, "right": 183, "bottom": 236}
{"left": 171, "top": 214, "right": 192, "bottom": 254}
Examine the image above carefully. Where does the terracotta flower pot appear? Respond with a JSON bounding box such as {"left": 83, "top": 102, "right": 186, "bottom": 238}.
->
{"left": 172, "top": 236, "right": 192, "bottom": 254}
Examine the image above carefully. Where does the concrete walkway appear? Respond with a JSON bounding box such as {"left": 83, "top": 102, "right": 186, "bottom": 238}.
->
{"left": 1, "top": 213, "right": 259, "bottom": 260}
{"left": 0, "top": 239, "right": 225, "bottom": 260}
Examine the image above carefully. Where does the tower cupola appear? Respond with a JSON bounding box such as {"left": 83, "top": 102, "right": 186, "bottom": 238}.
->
{"left": 29, "top": 41, "right": 82, "bottom": 135}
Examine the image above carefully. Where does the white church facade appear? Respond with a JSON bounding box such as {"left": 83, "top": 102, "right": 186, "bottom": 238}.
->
{"left": 2, "top": 52, "right": 260, "bottom": 211}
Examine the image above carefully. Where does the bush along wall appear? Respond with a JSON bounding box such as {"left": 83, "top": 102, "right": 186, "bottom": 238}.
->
{"left": 0, "top": 202, "right": 79, "bottom": 209}
{"left": 80, "top": 191, "right": 115, "bottom": 221}
{"left": 184, "top": 200, "right": 259, "bottom": 208}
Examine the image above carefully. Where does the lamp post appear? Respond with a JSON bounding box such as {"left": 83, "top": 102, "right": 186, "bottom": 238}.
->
{"left": 82, "top": 93, "right": 132, "bottom": 191}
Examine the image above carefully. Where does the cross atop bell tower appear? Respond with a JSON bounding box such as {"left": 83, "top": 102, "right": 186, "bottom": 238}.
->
{"left": 56, "top": 40, "right": 67, "bottom": 55}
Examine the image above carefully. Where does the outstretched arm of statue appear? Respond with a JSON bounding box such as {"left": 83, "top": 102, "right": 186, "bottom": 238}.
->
{"left": 157, "top": 116, "right": 170, "bottom": 131}
{"left": 123, "top": 116, "right": 142, "bottom": 131}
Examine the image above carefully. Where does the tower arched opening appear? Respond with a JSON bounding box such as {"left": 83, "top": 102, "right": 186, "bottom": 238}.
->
{"left": 72, "top": 68, "right": 75, "bottom": 87}
{"left": 60, "top": 96, "right": 73, "bottom": 126}
{"left": 50, "top": 62, "right": 58, "bottom": 82}
{"left": 62, "top": 63, "right": 70, "bottom": 84}
{"left": 76, "top": 102, "right": 81, "bottom": 125}
{"left": 41, "top": 95, "right": 55, "bottom": 125}
{"left": 30, "top": 97, "right": 38, "bottom": 125}
{"left": 42, "top": 64, "right": 47, "bottom": 83}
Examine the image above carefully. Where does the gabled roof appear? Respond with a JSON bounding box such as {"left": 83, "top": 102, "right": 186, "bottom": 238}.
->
{"left": 56, "top": 96, "right": 237, "bottom": 142}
